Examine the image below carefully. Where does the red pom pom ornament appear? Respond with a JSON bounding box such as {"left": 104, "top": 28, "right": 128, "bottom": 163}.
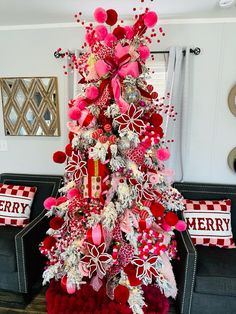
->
{"left": 50, "top": 217, "right": 64, "bottom": 230}
{"left": 53, "top": 151, "right": 66, "bottom": 164}
{"left": 165, "top": 212, "right": 179, "bottom": 226}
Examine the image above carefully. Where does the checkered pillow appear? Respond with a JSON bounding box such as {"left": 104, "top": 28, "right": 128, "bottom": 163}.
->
{"left": 183, "top": 199, "right": 235, "bottom": 248}
{"left": 0, "top": 184, "right": 37, "bottom": 227}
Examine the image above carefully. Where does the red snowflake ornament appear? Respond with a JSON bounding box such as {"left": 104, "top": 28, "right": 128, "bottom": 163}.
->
{"left": 132, "top": 256, "right": 159, "bottom": 281}
{"left": 80, "top": 242, "right": 112, "bottom": 278}
{"left": 65, "top": 153, "right": 87, "bottom": 181}
{"left": 129, "top": 175, "right": 156, "bottom": 201}
{"left": 114, "top": 104, "right": 145, "bottom": 134}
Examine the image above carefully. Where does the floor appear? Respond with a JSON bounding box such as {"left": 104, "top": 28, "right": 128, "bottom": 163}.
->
{"left": 0, "top": 289, "right": 177, "bottom": 314}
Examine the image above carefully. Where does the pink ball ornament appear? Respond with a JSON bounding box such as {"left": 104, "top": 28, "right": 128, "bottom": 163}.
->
{"left": 67, "top": 188, "right": 79, "bottom": 200}
{"left": 156, "top": 148, "right": 170, "bottom": 161}
{"left": 68, "top": 107, "right": 81, "bottom": 121}
{"left": 95, "top": 25, "right": 108, "bottom": 41}
{"left": 44, "top": 197, "right": 57, "bottom": 210}
{"left": 104, "top": 33, "right": 117, "bottom": 47}
{"left": 138, "top": 44, "right": 150, "bottom": 61}
{"left": 94, "top": 7, "right": 107, "bottom": 23}
{"left": 85, "top": 85, "right": 99, "bottom": 100}
{"left": 124, "top": 26, "right": 134, "bottom": 40}
{"left": 144, "top": 11, "right": 158, "bottom": 28}
{"left": 175, "top": 220, "right": 187, "bottom": 232}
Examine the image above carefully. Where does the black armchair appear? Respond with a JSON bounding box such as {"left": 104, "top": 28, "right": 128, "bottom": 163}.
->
{"left": 0, "top": 173, "right": 63, "bottom": 304}
{"left": 173, "top": 182, "right": 236, "bottom": 314}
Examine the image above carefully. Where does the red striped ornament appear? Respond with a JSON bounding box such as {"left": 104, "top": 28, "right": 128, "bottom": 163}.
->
{"left": 86, "top": 224, "right": 104, "bottom": 246}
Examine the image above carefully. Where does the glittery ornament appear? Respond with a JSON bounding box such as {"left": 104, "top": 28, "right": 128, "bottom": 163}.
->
{"left": 124, "top": 85, "right": 141, "bottom": 104}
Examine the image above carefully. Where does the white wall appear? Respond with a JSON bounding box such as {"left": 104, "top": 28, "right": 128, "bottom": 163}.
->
{"left": 157, "top": 22, "right": 236, "bottom": 184}
{"left": 0, "top": 27, "right": 82, "bottom": 175}
{"left": 0, "top": 21, "right": 236, "bottom": 183}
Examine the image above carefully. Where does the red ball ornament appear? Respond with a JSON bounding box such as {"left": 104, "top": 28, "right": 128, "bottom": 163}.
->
{"left": 165, "top": 211, "right": 179, "bottom": 226}
{"left": 114, "top": 285, "right": 129, "bottom": 304}
{"left": 106, "top": 9, "right": 118, "bottom": 26}
{"left": 150, "top": 202, "right": 165, "bottom": 219}
{"left": 53, "top": 151, "right": 66, "bottom": 164}
{"left": 113, "top": 26, "right": 126, "bottom": 40}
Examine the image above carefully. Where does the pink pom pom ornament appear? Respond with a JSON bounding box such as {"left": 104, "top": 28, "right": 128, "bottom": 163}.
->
{"left": 95, "top": 25, "right": 108, "bottom": 41}
{"left": 74, "top": 97, "right": 87, "bottom": 110}
{"left": 94, "top": 7, "right": 107, "bottom": 23}
{"left": 144, "top": 11, "right": 158, "bottom": 28}
{"left": 104, "top": 33, "right": 117, "bottom": 47}
{"left": 124, "top": 26, "right": 134, "bottom": 40}
{"left": 138, "top": 44, "right": 150, "bottom": 61}
{"left": 67, "top": 188, "right": 80, "bottom": 200}
{"left": 68, "top": 107, "right": 81, "bottom": 121}
{"left": 175, "top": 220, "right": 187, "bottom": 232}
{"left": 85, "top": 85, "right": 99, "bottom": 100}
{"left": 44, "top": 197, "right": 57, "bottom": 210}
{"left": 156, "top": 148, "right": 170, "bottom": 161}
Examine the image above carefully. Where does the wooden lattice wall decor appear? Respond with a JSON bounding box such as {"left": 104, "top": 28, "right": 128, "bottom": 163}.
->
{"left": 0, "top": 77, "right": 60, "bottom": 136}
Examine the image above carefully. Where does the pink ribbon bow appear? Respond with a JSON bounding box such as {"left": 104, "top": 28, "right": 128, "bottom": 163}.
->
{"left": 95, "top": 43, "right": 139, "bottom": 113}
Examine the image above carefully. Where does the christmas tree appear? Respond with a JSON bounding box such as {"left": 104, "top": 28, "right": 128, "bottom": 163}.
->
{"left": 40, "top": 5, "right": 186, "bottom": 314}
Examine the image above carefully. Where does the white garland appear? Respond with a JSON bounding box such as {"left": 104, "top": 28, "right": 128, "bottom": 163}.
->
{"left": 128, "top": 286, "right": 146, "bottom": 314}
{"left": 101, "top": 202, "right": 118, "bottom": 230}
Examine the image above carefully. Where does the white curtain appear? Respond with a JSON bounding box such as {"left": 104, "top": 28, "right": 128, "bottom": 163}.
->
{"left": 164, "top": 46, "right": 191, "bottom": 182}
{"left": 66, "top": 49, "right": 82, "bottom": 100}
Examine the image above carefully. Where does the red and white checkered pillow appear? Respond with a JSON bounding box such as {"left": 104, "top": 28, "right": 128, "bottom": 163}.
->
{"left": 183, "top": 199, "right": 236, "bottom": 248}
{"left": 0, "top": 184, "right": 37, "bottom": 227}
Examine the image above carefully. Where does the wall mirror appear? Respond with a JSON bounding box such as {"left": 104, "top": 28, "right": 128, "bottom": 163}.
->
{"left": 0, "top": 77, "right": 60, "bottom": 136}
{"left": 227, "top": 147, "right": 236, "bottom": 173}
{"left": 228, "top": 84, "right": 236, "bottom": 117}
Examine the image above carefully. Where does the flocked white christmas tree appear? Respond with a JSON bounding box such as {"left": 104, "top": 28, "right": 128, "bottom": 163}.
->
{"left": 40, "top": 4, "right": 186, "bottom": 314}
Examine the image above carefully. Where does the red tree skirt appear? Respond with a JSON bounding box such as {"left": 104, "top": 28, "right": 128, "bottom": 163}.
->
{"left": 46, "top": 280, "right": 169, "bottom": 314}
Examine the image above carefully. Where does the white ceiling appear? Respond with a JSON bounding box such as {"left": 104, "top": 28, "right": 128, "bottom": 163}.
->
{"left": 1, "top": 0, "right": 236, "bottom": 26}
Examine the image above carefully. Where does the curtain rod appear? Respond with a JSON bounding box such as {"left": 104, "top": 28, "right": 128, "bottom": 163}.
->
{"left": 151, "top": 47, "right": 201, "bottom": 55}
{"left": 54, "top": 47, "right": 201, "bottom": 59}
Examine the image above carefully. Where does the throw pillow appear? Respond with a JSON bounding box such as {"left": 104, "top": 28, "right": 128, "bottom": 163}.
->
{"left": 183, "top": 199, "right": 235, "bottom": 248}
{"left": 0, "top": 184, "right": 37, "bottom": 227}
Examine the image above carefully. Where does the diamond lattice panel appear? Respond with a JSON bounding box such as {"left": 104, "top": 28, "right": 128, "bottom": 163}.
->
{"left": 0, "top": 77, "right": 60, "bottom": 136}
